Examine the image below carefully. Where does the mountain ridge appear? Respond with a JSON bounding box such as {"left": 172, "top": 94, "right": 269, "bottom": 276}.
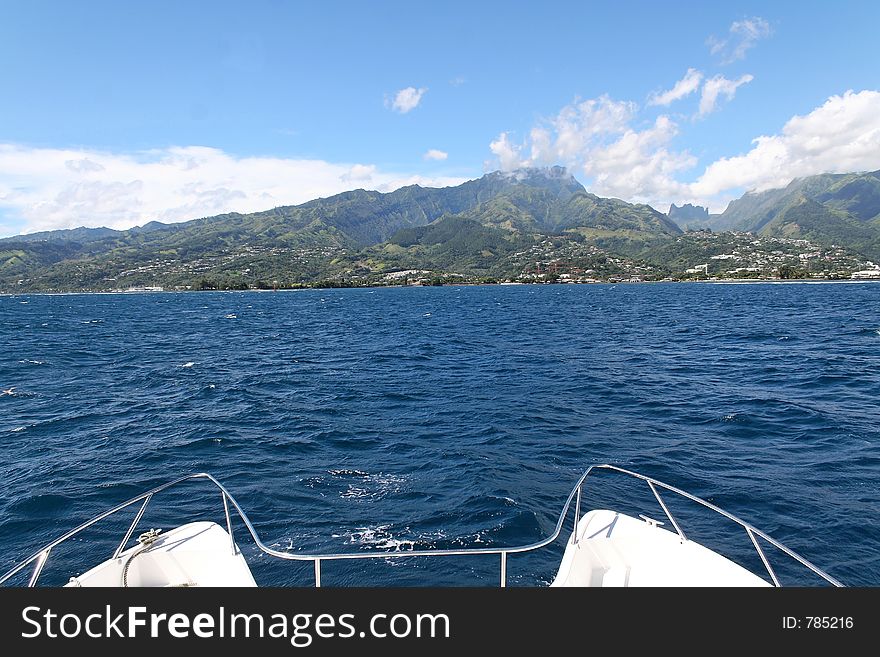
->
{"left": 2, "top": 167, "right": 879, "bottom": 291}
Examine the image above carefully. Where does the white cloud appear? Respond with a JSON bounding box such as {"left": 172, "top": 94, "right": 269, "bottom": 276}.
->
{"left": 488, "top": 132, "right": 527, "bottom": 171}
{"left": 65, "top": 158, "right": 105, "bottom": 173}
{"left": 486, "top": 95, "right": 691, "bottom": 207}
{"left": 698, "top": 74, "right": 754, "bottom": 117}
{"left": 486, "top": 85, "right": 880, "bottom": 214}
{"left": 648, "top": 68, "right": 704, "bottom": 107}
{"left": 0, "top": 144, "right": 467, "bottom": 236}
{"left": 549, "top": 96, "right": 636, "bottom": 162}
{"left": 582, "top": 116, "right": 695, "bottom": 203}
{"left": 340, "top": 163, "right": 376, "bottom": 183}
{"left": 691, "top": 89, "right": 880, "bottom": 198}
{"left": 423, "top": 149, "right": 448, "bottom": 161}
{"left": 514, "top": 95, "right": 637, "bottom": 169}
{"left": 708, "top": 17, "right": 772, "bottom": 64}
{"left": 385, "top": 86, "right": 427, "bottom": 113}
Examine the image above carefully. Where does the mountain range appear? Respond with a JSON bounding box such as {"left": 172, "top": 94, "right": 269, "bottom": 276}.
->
{"left": 686, "top": 170, "right": 880, "bottom": 258}
{"left": 1, "top": 167, "right": 878, "bottom": 291}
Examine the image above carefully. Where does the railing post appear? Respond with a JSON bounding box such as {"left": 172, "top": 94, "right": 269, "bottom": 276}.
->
{"left": 28, "top": 549, "right": 50, "bottom": 587}
{"left": 746, "top": 527, "right": 781, "bottom": 587}
{"left": 572, "top": 484, "right": 581, "bottom": 545}
{"left": 647, "top": 481, "right": 687, "bottom": 542}
{"left": 500, "top": 552, "right": 507, "bottom": 588}
{"left": 113, "top": 495, "right": 152, "bottom": 560}
{"left": 222, "top": 493, "right": 236, "bottom": 555}
{"left": 314, "top": 558, "right": 321, "bottom": 587}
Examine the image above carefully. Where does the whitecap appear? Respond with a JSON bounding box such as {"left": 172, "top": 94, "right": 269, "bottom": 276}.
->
{"left": 423, "top": 312, "right": 432, "bottom": 317}
{"left": 265, "top": 537, "right": 296, "bottom": 552}
{"left": 341, "top": 486, "right": 372, "bottom": 499}
{"left": 374, "top": 537, "right": 416, "bottom": 551}
{"left": 338, "top": 525, "right": 416, "bottom": 551}
{"left": 18, "top": 359, "right": 45, "bottom": 365}
{"left": 181, "top": 362, "right": 195, "bottom": 368}
{"left": 11, "top": 426, "right": 25, "bottom": 432}
{"left": 338, "top": 472, "right": 407, "bottom": 501}
{"left": 224, "top": 313, "right": 237, "bottom": 319}
{"left": 329, "top": 469, "right": 370, "bottom": 477}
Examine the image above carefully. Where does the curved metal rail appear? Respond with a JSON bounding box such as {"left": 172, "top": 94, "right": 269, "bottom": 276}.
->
{"left": 0, "top": 465, "right": 843, "bottom": 587}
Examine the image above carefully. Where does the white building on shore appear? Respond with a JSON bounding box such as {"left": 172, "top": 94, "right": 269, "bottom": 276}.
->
{"left": 851, "top": 269, "right": 880, "bottom": 279}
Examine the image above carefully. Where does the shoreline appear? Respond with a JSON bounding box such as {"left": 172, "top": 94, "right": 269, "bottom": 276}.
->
{"left": 2, "top": 277, "right": 879, "bottom": 296}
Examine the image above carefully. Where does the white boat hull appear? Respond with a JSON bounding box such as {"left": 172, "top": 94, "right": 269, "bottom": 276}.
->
{"left": 65, "top": 521, "right": 257, "bottom": 587}
{"left": 551, "top": 510, "right": 771, "bottom": 587}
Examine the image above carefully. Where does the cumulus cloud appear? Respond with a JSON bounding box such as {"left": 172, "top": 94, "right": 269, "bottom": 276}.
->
{"left": 488, "top": 132, "right": 527, "bottom": 171}
{"left": 486, "top": 95, "right": 691, "bottom": 206}
{"left": 0, "top": 144, "right": 466, "bottom": 236}
{"left": 698, "top": 74, "right": 754, "bottom": 116}
{"left": 582, "top": 116, "right": 695, "bottom": 202}
{"left": 708, "top": 17, "right": 772, "bottom": 64}
{"left": 65, "top": 158, "right": 105, "bottom": 173}
{"left": 648, "top": 68, "right": 704, "bottom": 107}
{"left": 486, "top": 87, "right": 880, "bottom": 214}
{"left": 385, "top": 86, "right": 427, "bottom": 113}
{"left": 691, "top": 89, "right": 880, "bottom": 198}
{"left": 423, "top": 149, "right": 448, "bottom": 161}
{"left": 340, "top": 163, "right": 377, "bottom": 183}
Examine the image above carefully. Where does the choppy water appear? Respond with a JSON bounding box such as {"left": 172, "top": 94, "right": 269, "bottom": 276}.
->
{"left": 1, "top": 283, "right": 878, "bottom": 586}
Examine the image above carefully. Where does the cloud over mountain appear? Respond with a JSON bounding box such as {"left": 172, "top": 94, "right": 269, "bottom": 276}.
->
{"left": 0, "top": 144, "right": 465, "bottom": 236}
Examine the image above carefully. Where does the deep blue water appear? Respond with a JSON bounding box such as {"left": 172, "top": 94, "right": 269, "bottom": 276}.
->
{"left": 1, "top": 283, "right": 878, "bottom": 587}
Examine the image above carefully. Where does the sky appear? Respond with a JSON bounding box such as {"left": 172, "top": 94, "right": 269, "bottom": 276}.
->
{"left": 1, "top": 0, "right": 879, "bottom": 237}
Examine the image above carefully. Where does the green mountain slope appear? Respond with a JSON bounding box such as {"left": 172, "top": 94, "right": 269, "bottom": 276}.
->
{"left": 814, "top": 171, "right": 880, "bottom": 221}
{"left": 711, "top": 170, "right": 880, "bottom": 232}
{"left": 1, "top": 167, "right": 687, "bottom": 290}
{"left": 13, "top": 167, "right": 875, "bottom": 289}
{"left": 758, "top": 196, "right": 880, "bottom": 258}
{"left": 703, "top": 170, "right": 880, "bottom": 259}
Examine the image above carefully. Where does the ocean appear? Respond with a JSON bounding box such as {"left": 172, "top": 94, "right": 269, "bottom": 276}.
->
{"left": 1, "top": 282, "right": 878, "bottom": 586}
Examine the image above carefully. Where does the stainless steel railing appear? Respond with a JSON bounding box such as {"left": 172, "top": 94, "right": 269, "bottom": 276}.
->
{"left": 594, "top": 465, "right": 844, "bottom": 587}
{"left": 0, "top": 465, "right": 844, "bottom": 587}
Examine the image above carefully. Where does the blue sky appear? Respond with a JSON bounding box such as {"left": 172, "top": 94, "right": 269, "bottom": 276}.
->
{"left": 1, "top": 0, "right": 879, "bottom": 236}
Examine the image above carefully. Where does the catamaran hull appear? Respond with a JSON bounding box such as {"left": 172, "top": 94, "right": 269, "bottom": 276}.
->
{"left": 551, "top": 510, "right": 771, "bottom": 587}
{"left": 66, "top": 521, "right": 256, "bottom": 587}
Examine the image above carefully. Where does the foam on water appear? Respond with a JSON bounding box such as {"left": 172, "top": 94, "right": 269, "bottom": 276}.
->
{"left": 340, "top": 473, "right": 408, "bottom": 501}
